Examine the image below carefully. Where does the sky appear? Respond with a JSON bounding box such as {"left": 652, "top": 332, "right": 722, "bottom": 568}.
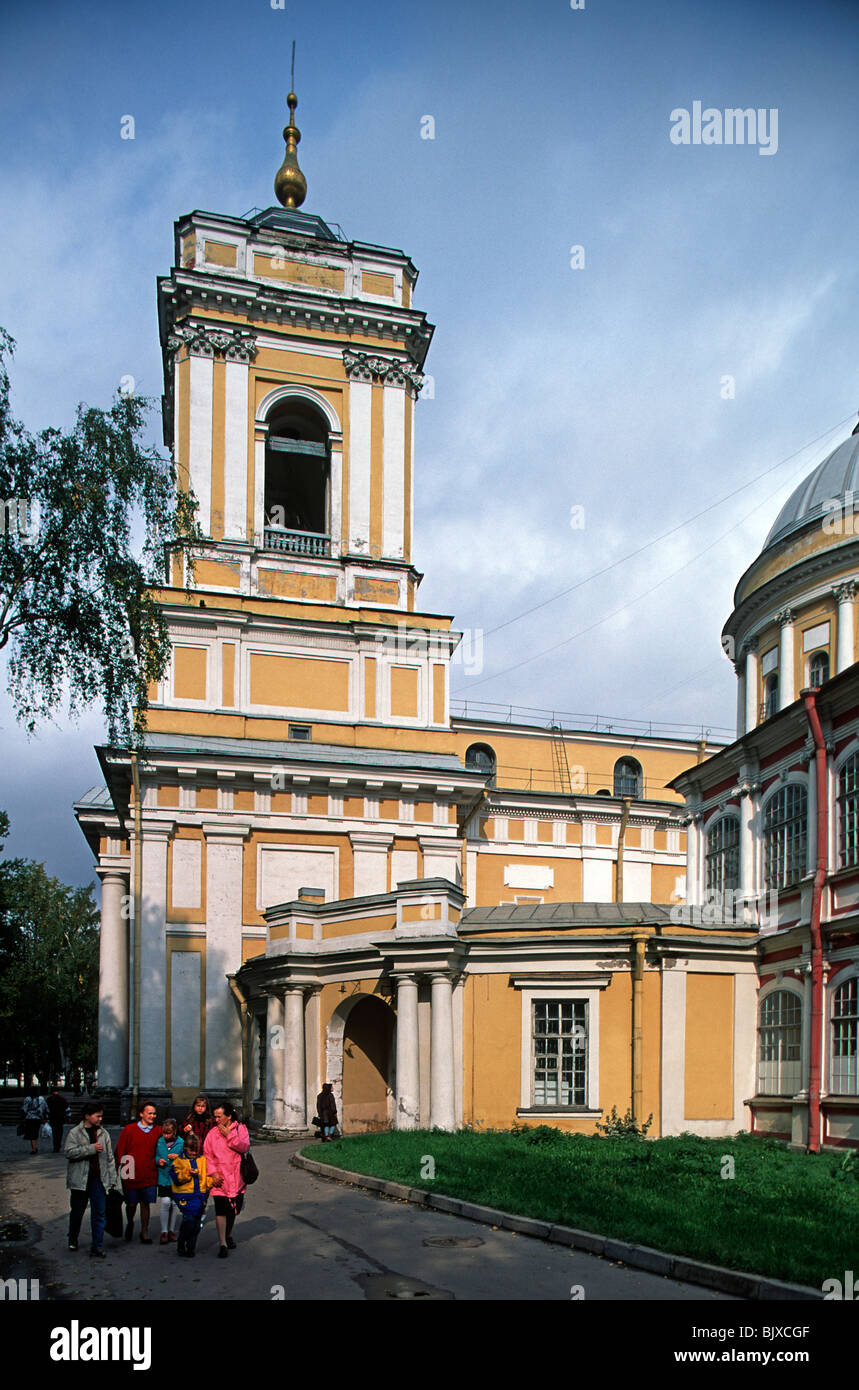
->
{"left": 0, "top": 0, "right": 857, "bottom": 889}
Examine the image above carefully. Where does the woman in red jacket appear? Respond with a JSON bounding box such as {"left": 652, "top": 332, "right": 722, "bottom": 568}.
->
{"left": 203, "top": 1101, "right": 249, "bottom": 1260}
{"left": 114, "top": 1102, "right": 162, "bottom": 1243}
{"left": 180, "top": 1094, "right": 214, "bottom": 1150}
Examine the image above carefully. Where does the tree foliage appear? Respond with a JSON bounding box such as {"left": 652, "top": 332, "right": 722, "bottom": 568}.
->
{"left": 0, "top": 327, "right": 201, "bottom": 746}
{"left": 0, "top": 814, "right": 100, "bottom": 1087}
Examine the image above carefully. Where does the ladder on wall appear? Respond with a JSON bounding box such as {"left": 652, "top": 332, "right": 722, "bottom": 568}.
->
{"left": 549, "top": 723, "right": 572, "bottom": 794}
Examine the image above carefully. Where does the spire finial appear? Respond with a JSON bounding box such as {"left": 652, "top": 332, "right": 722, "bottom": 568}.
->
{"left": 274, "top": 41, "right": 307, "bottom": 210}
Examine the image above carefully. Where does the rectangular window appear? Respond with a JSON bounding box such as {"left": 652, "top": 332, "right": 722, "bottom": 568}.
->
{"left": 533, "top": 1000, "right": 588, "bottom": 1107}
{"left": 832, "top": 979, "right": 858, "bottom": 1096}
{"left": 288, "top": 724, "right": 312, "bottom": 741}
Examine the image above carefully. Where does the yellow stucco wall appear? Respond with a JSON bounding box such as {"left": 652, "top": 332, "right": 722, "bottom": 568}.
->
{"left": 684, "top": 973, "right": 734, "bottom": 1119}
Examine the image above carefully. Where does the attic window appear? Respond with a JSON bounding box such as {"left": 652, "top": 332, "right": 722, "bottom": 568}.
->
{"left": 288, "top": 724, "right": 312, "bottom": 741}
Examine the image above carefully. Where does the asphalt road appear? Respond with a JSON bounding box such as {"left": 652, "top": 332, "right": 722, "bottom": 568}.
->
{"left": 0, "top": 1126, "right": 730, "bottom": 1302}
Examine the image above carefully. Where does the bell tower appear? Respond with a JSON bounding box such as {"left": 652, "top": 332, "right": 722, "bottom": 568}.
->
{"left": 149, "top": 92, "right": 456, "bottom": 740}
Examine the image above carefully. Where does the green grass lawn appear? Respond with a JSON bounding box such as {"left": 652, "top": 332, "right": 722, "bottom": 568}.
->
{"left": 301, "top": 1126, "right": 859, "bottom": 1288}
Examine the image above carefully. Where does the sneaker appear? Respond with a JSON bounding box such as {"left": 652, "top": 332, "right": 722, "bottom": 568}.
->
{"left": 217, "top": 1245, "right": 228, "bottom": 1258}
{"left": 68, "top": 1240, "right": 78, "bottom": 1252}
{"left": 168, "top": 1232, "right": 178, "bottom": 1243}
{"left": 159, "top": 1233, "right": 169, "bottom": 1245}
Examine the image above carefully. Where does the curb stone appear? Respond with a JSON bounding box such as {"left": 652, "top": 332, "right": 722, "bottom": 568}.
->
{"left": 292, "top": 1152, "right": 822, "bottom": 1301}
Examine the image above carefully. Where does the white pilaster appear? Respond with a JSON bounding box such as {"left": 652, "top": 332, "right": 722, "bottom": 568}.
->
{"left": 188, "top": 355, "right": 214, "bottom": 539}
{"left": 223, "top": 360, "right": 249, "bottom": 540}
{"left": 735, "top": 663, "right": 746, "bottom": 738}
{"left": 660, "top": 966, "right": 686, "bottom": 1136}
{"left": 202, "top": 823, "right": 250, "bottom": 1092}
{"left": 835, "top": 582, "right": 856, "bottom": 674}
{"left": 348, "top": 379, "right": 373, "bottom": 554}
{"left": 138, "top": 827, "right": 170, "bottom": 1091}
{"left": 382, "top": 384, "right": 406, "bottom": 559}
{"left": 430, "top": 972, "right": 455, "bottom": 1130}
{"left": 394, "top": 975, "right": 420, "bottom": 1129}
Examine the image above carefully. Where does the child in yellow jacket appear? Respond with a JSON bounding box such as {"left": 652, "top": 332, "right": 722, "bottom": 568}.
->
{"left": 169, "top": 1133, "right": 220, "bottom": 1257}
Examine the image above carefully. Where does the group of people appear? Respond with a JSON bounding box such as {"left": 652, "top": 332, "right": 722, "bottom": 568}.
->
{"left": 19, "top": 1086, "right": 72, "bottom": 1154}
{"left": 64, "top": 1094, "right": 250, "bottom": 1260}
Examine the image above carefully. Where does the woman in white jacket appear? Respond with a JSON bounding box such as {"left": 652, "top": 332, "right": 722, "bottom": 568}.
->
{"left": 64, "top": 1102, "right": 117, "bottom": 1257}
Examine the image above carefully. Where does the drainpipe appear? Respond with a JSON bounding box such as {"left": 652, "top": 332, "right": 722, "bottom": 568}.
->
{"left": 130, "top": 753, "right": 143, "bottom": 1118}
{"left": 615, "top": 797, "right": 632, "bottom": 902}
{"left": 228, "top": 976, "right": 250, "bottom": 1121}
{"left": 631, "top": 933, "right": 646, "bottom": 1124}
{"left": 801, "top": 689, "right": 826, "bottom": 1154}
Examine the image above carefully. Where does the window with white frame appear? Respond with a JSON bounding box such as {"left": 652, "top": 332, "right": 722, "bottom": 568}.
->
{"left": 533, "top": 999, "right": 588, "bottom": 1107}
{"left": 838, "top": 752, "right": 859, "bottom": 869}
{"left": 764, "top": 784, "right": 808, "bottom": 889}
{"left": 705, "top": 815, "right": 740, "bottom": 895}
{"left": 757, "top": 989, "right": 802, "bottom": 1095}
{"left": 831, "top": 977, "right": 858, "bottom": 1095}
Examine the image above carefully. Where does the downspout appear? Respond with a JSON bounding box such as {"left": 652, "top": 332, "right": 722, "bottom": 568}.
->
{"left": 130, "top": 753, "right": 143, "bottom": 1117}
{"left": 228, "top": 976, "right": 250, "bottom": 1121}
{"left": 631, "top": 933, "right": 646, "bottom": 1124}
{"left": 615, "top": 797, "right": 632, "bottom": 902}
{"left": 801, "top": 689, "right": 826, "bottom": 1154}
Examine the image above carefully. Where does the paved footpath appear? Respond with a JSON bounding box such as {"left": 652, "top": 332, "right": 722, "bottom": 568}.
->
{"left": 0, "top": 1127, "right": 730, "bottom": 1302}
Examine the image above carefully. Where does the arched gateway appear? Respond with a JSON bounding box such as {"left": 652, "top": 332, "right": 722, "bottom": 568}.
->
{"left": 327, "top": 994, "right": 396, "bottom": 1133}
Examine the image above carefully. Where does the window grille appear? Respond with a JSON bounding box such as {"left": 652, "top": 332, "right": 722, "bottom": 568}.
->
{"left": 705, "top": 815, "right": 740, "bottom": 895}
{"left": 764, "top": 784, "right": 807, "bottom": 889}
{"left": 613, "top": 758, "right": 642, "bottom": 799}
{"left": 533, "top": 1000, "right": 587, "bottom": 1107}
{"left": 831, "top": 978, "right": 858, "bottom": 1095}
{"left": 838, "top": 753, "right": 859, "bottom": 868}
{"left": 757, "top": 990, "right": 801, "bottom": 1095}
{"left": 808, "top": 650, "right": 829, "bottom": 687}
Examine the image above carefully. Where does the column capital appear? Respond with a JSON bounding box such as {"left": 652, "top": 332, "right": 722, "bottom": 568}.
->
{"left": 776, "top": 607, "right": 795, "bottom": 627}
{"left": 834, "top": 581, "right": 857, "bottom": 603}
{"left": 96, "top": 864, "right": 130, "bottom": 883}
{"left": 742, "top": 637, "right": 759, "bottom": 657}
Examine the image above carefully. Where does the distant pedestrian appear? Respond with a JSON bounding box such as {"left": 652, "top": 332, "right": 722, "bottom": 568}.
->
{"left": 64, "top": 1102, "right": 117, "bottom": 1257}
{"left": 46, "top": 1086, "right": 69, "bottom": 1154}
{"left": 203, "top": 1101, "right": 250, "bottom": 1259}
{"left": 115, "top": 1102, "right": 162, "bottom": 1243}
{"left": 180, "top": 1094, "right": 214, "bottom": 1150}
{"left": 155, "top": 1118, "right": 184, "bottom": 1244}
{"left": 316, "top": 1083, "right": 339, "bottom": 1141}
{"left": 169, "top": 1133, "right": 216, "bottom": 1257}
{"left": 21, "top": 1086, "right": 48, "bottom": 1155}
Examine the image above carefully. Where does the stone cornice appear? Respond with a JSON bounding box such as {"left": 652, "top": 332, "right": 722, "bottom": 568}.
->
{"left": 342, "top": 348, "right": 424, "bottom": 394}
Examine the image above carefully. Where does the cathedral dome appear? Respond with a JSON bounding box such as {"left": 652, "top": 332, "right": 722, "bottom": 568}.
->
{"left": 763, "top": 432, "right": 859, "bottom": 551}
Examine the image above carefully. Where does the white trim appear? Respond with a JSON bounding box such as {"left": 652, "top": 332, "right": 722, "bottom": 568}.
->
{"left": 518, "top": 984, "right": 601, "bottom": 1113}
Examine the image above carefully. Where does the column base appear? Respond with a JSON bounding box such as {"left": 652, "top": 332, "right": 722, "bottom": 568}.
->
{"left": 255, "top": 1125, "right": 315, "bottom": 1142}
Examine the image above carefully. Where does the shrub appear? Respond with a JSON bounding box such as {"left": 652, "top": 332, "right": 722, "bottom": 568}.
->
{"left": 594, "top": 1106, "right": 653, "bottom": 1139}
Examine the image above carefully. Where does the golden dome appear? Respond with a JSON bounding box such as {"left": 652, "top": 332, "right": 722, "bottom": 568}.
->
{"left": 274, "top": 91, "right": 307, "bottom": 210}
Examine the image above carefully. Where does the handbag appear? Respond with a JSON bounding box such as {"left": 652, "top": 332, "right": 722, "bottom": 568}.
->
{"left": 240, "top": 1148, "right": 259, "bottom": 1185}
{"left": 40, "top": 1122, "right": 52, "bottom": 1142}
{"left": 105, "top": 1188, "right": 125, "bottom": 1239}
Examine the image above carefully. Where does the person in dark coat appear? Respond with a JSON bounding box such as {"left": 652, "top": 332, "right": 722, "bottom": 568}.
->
{"left": 47, "top": 1086, "right": 69, "bottom": 1154}
{"left": 316, "top": 1083, "right": 338, "bottom": 1141}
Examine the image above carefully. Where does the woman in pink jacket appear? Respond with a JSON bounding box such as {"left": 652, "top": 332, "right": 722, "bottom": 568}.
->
{"left": 203, "top": 1101, "right": 250, "bottom": 1259}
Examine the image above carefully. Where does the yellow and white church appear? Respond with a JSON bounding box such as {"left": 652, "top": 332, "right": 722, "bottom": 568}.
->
{"left": 75, "top": 94, "right": 858, "bottom": 1148}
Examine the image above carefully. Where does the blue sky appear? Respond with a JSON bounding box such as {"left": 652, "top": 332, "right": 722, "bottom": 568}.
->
{"left": 1, "top": 0, "right": 857, "bottom": 886}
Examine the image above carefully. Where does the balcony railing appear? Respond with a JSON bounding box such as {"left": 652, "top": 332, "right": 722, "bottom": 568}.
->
{"left": 264, "top": 527, "right": 331, "bottom": 557}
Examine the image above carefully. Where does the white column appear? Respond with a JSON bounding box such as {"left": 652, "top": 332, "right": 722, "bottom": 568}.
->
{"left": 744, "top": 640, "right": 759, "bottom": 731}
{"left": 202, "top": 824, "right": 249, "bottom": 1092}
{"left": 395, "top": 975, "right": 420, "bottom": 1129}
{"left": 430, "top": 972, "right": 455, "bottom": 1130}
{"left": 266, "top": 992, "right": 285, "bottom": 1127}
{"left": 253, "top": 424, "right": 267, "bottom": 545}
{"left": 284, "top": 986, "right": 307, "bottom": 1130}
{"left": 835, "top": 582, "right": 856, "bottom": 674}
{"left": 138, "top": 827, "right": 170, "bottom": 1091}
{"left": 96, "top": 868, "right": 129, "bottom": 1089}
{"left": 735, "top": 663, "right": 746, "bottom": 738}
{"left": 777, "top": 609, "right": 795, "bottom": 709}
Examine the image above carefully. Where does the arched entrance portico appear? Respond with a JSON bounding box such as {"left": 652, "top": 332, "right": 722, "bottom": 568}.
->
{"left": 326, "top": 994, "right": 396, "bottom": 1133}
